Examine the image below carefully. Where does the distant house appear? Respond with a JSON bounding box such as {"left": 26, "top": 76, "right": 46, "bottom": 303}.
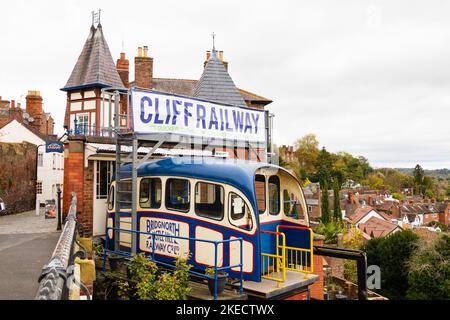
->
{"left": 358, "top": 216, "right": 403, "bottom": 240}
{"left": 375, "top": 200, "right": 400, "bottom": 218}
{"left": 348, "top": 206, "right": 391, "bottom": 228}
{"left": 0, "top": 119, "right": 63, "bottom": 205}
{"left": 302, "top": 183, "right": 321, "bottom": 220}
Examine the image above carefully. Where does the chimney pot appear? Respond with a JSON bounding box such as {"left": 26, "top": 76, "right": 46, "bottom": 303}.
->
{"left": 120, "top": 52, "right": 126, "bottom": 60}
{"left": 219, "top": 51, "right": 224, "bottom": 61}
{"left": 11, "top": 100, "right": 15, "bottom": 108}
{"left": 206, "top": 51, "right": 211, "bottom": 60}
{"left": 143, "top": 46, "right": 148, "bottom": 57}
{"left": 137, "top": 47, "right": 143, "bottom": 57}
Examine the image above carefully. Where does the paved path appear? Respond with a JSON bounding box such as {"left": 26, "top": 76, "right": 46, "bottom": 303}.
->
{"left": 0, "top": 209, "right": 61, "bottom": 299}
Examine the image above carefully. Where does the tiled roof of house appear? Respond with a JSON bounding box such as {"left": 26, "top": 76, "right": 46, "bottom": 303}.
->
{"left": 376, "top": 201, "right": 396, "bottom": 211}
{"left": 350, "top": 206, "right": 390, "bottom": 224}
{"left": 193, "top": 50, "right": 247, "bottom": 107}
{"left": 359, "top": 217, "right": 400, "bottom": 238}
{"left": 62, "top": 24, "right": 125, "bottom": 91}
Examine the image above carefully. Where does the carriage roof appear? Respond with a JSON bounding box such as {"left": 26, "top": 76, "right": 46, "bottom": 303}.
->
{"left": 116, "top": 157, "right": 288, "bottom": 206}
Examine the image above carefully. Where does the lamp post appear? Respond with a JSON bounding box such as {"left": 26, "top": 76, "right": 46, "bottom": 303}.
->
{"left": 57, "top": 185, "right": 62, "bottom": 231}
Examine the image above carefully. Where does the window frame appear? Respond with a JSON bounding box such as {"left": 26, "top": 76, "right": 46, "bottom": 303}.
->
{"left": 228, "top": 191, "right": 254, "bottom": 231}
{"left": 36, "top": 181, "right": 43, "bottom": 195}
{"left": 254, "top": 174, "right": 266, "bottom": 215}
{"left": 108, "top": 185, "right": 115, "bottom": 211}
{"left": 194, "top": 181, "right": 225, "bottom": 221}
{"left": 268, "top": 175, "right": 280, "bottom": 216}
{"left": 139, "top": 178, "right": 162, "bottom": 209}
{"left": 165, "top": 178, "right": 191, "bottom": 213}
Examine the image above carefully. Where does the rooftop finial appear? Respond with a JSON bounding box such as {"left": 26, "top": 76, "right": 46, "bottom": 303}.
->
{"left": 211, "top": 32, "right": 216, "bottom": 52}
{"left": 92, "top": 9, "right": 101, "bottom": 26}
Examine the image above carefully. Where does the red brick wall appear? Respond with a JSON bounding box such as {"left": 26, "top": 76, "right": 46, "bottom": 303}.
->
{"left": 423, "top": 213, "right": 440, "bottom": 225}
{"left": 439, "top": 204, "right": 450, "bottom": 225}
{"left": 0, "top": 142, "right": 37, "bottom": 214}
{"left": 81, "top": 160, "right": 94, "bottom": 236}
{"left": 310, "top": 237, "right": 324, "bottom": 300}
{"left": 63, "top": 140, "right": 85, "bottom": 221}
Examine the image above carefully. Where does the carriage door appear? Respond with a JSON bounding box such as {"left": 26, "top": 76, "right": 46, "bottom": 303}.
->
{"left": 193, "top": 182, "right": 226, "bottom": 268}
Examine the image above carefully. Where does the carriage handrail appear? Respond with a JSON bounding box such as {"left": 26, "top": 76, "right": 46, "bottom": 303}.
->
{"left": 276, "top": 225, "right": 314, "bottom": 274}
{"left": 260, "top": 230, "right": 286, "bottom": 286}
{"left": 35, "top": 192, "right": 91, "bottom": 300}
{"left": 103, "top": 226, "right": 244, "bottom": 300}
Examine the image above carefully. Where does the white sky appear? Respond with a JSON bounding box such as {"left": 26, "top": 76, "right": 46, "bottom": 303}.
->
{"left": 1, "top": 0, "right": 449, "bottom": 169}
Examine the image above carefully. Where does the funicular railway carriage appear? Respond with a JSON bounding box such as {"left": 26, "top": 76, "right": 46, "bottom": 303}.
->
{"left": 105, "top": 157, "right": 317, "bottom": 298}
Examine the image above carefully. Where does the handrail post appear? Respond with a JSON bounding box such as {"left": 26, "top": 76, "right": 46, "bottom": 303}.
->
{"left": 151, "top": 233, "right": 156, "bottom": 261}
{"left": 103, "top": 228, "right": 109, "bottom": 272}
{"left": 214, "top": 241, "right": 218, "bottom": 300}
{"left": 239, "top": 238, "right": 243, "bottom": 296}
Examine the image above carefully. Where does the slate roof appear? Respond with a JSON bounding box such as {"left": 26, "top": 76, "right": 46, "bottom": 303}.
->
{"left": 152, "top": 78, "right": 272, "bottom": 104}
{"left": 62, "top": 24, "right": 125, "bottom": 91}
{"left": 193, "top": 50, "right": 247, "bottom": 107}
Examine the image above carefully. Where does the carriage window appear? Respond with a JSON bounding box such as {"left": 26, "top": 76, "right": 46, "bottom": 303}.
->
{"left": 166, "top": 179, "right": 190, "bottom": 212}
{"left": 108, "top": 186, "right": 114, "bottom": 211}
{"left": 229, "top": 193, "right": 253, "bottom": 231}
{"left": 283, "top": 190, "right": 304, "bottom": 219}
{"left": 269, "top": 176, "right": 280, "bottom": 215}
{"left": 195, "top": 182, "right": 224, "bottom": 220}
{"left": 255, "top": 175, "right": 266, "bottom": 214}
{"left": 140, "top": 178, "right": 162, "bottom": 209}
{"left": 118, "top": 180, "right": 132, "bottom": 209}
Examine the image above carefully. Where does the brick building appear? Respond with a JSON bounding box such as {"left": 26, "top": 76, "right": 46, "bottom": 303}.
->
{"left": 0, "top": 142, "right": 37, "bottom": 214}
{"left": 0, "top": 91, "right": 54, "bottom": 136}
{"left": 279, "top": 145, "right": 296, "bottom": 163}
{"left": 62, "top": 20, "right": 273, "bottom": 236}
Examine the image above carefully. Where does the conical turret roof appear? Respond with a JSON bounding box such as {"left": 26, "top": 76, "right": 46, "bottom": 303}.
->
{"left": 62, "top": 24, "right": 125, "bottom": 91}
{"left": 193, "top": 50, "right": 247, "bottom": 107}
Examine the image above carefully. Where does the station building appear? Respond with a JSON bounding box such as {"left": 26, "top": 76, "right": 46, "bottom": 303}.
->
{"left": 62, "top": 20, "right": 273, "bottom": 237}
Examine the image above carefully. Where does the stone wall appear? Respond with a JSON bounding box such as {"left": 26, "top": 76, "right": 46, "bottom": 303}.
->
{"left": 0, "top": 142, "right": 36, "bottom": 214}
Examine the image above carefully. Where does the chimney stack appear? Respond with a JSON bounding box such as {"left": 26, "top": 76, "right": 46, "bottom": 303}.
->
{"left": 117, "top": 52, "right": 130, "bottom": 88}
{"left": 26, "top": 90, "right": 43, "bottom": 118}
{"left": 135, "top": 46, "right": 153, "bottom": 89}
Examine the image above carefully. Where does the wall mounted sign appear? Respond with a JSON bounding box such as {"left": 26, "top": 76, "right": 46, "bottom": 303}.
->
{"left": 45, "top": 141, "right": 64, "bottom": 153}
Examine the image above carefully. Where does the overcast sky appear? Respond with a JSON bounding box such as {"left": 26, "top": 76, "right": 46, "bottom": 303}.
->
{"left": 1, "top": 0, "right": 449, "bottom": 169}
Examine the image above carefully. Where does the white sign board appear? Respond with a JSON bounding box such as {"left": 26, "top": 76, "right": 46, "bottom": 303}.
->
{"left": 131, "top": 89, "right": 267, "bottom": 143}
{"left": 139, "top": 217, "right": 190, "bottom": 258}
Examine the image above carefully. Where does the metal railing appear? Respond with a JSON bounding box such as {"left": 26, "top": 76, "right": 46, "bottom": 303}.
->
{"left": 104, "top": 226, "right": 244, "bottom": 300}
{"left": 261, "top": 230, "right": 286, "bottom": 286}
{"left": 277, "top": 225, "right": 314, "bottom": 274}
{"left": 35, "top": 192, "right": 91, "bottom": 300}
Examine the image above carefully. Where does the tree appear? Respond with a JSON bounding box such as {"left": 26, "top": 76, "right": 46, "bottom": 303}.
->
{"left": 321, "top": 180, "right": 331, "bottom": 224}
{"left": 342, "top": 227, "right": 364, "bottom": 283}
{"left": 363, "top": 172, "right": 385, "bottom": 190}
{"left": 406, "top": 234, "right": 450, "bottom": 300}
{"left": 333, "top": 179, "right": 342, "bottom": 222}
{"left": 414, "top": 164, "right": 424, "bottom": 195}
{"left": 294, "top": 134, "right": 319, "bottom": 176}
{"left": 315, "top": 147, "right": 333, "bottom": 186}
{"left": 364, "top": 230, "right": 419, "bottom": 300}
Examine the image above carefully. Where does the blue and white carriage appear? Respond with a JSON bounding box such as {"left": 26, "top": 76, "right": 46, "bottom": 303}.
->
{"left": 105, "top": 156, "right": 316, "bottom": 298}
